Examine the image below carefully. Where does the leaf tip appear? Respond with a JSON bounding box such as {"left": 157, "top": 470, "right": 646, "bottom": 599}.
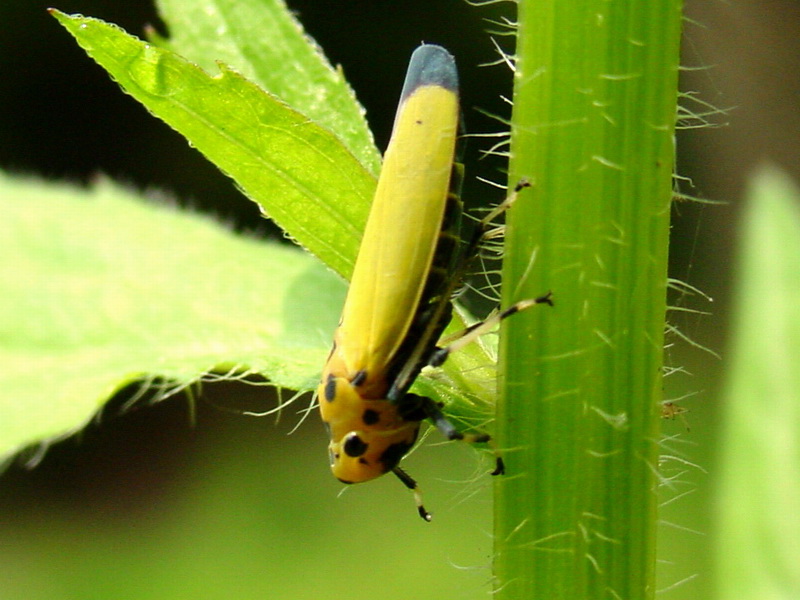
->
{"left": 48, "top": 8, "right": 82, "bottom": 32}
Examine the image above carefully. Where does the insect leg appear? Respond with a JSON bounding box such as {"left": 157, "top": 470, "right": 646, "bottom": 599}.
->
{"left": 477, "top": 179, "right": 531, "bottom": 227}
{"left": 392, "top": 466, "right": 432, "bottom": 522}
{"left": 428, "top": 291, "right": 553, "bottom": 368}
{"left": 419, "top": 396, "right": 505, "bottom": 476}
{"left": 459, "top": 179, "right": 531, "bottom": 265}
{"left": 426, "top": 177, "right": 551, "bottom": 367}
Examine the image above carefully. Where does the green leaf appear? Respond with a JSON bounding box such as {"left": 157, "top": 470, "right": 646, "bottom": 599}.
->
{"left": 154, "top": 0, "right": 380, "bottom": 175}
{"left": 51, "top": 9, "right": 374, "bottom": 281}
{"left": 0, "top": 174, "right": 344, "bottom": 461}
{"left": 10, "top": 7, "right": 502, "bottom": 466}
{"left": 716, "top": 166, "right": 800, "bottom": 599}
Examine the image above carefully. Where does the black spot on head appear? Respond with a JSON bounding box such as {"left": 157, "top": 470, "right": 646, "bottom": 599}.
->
{"left": 362, "top": 409, "right": 380, "bottom": 426}
{"left": 379, "top": 439, "right": 416, "bottom": 472}
{"left": 351, "top": 369, "right": 367, "bottom": 386}
{"left": 416, "top": 119, "right": 423, "bottom": 125}
{"left": 324, "top": 374, "right": 337, "bottom": 401}
{"left": 343, "top": 433, "right": 368, "bottom": 457}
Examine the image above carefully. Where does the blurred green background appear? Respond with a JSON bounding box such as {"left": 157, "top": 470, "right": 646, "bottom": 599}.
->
{"left": 1, "top": 1, "right": 799, "bottom": 598}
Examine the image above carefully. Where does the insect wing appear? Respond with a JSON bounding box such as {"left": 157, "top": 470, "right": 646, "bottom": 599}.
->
{"left": 334, "top": 46, "right": 460, "bottom": 395}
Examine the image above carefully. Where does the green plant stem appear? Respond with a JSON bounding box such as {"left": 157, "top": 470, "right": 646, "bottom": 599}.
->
{"left": 717, "top": 167, "right": 800, "bottom": 600}
{"left": 495, "top": 1, "right": 682, "bottom": 598}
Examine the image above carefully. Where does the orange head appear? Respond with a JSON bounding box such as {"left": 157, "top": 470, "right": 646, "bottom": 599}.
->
{"left": 318, "top": 373, "right": 420, "bottom": 483}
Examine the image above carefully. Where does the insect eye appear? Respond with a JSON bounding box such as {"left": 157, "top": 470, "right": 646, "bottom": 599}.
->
{"left": 342, "top": 433, "right": 368, "bottom": 457}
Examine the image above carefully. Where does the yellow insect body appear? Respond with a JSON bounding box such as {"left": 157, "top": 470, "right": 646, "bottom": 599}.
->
{"left": 319, "top": 45, "right": 461, "bottom": 497}
{"left": 316, "top": 45, "right": 551, "bottom": 520}
{"left": 335, "top": 83, "right": 458, "bottom": 394}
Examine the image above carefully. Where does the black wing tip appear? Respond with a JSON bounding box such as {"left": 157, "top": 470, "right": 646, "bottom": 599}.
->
{"left": 400, "top": 44, "right": 458, "bottom": 102}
